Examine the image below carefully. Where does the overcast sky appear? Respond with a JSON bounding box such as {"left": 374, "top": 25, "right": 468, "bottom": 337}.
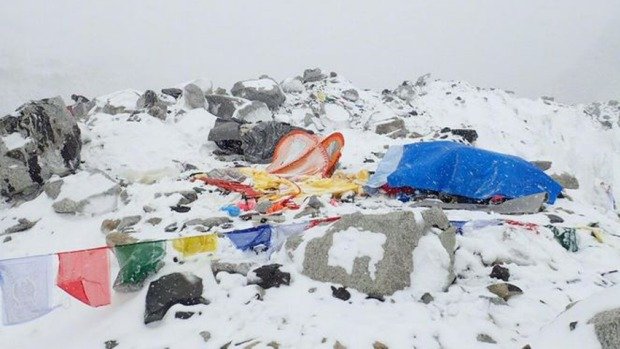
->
{"left": 1, "top": 0, "right": 618, "bottom": 113}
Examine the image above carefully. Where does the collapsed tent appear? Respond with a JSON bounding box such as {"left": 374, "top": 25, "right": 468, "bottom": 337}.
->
{"left": 367, "top": 141, "right": 563, "bottom": 204}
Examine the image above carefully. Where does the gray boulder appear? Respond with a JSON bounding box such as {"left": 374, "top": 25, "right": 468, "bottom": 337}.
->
{"left": 0, "top": 97, "right": 81, "bottom": 199}
{"left": 551, "top": 172, "right": 579, "bottom": 190}
{"left": 588, "top": 308, "right": 620, "bottom": 349}
{"left": 375, "top": 118, "right": 407, "bottom": 138}
{"left": 205, "top": 94, "right": 248, "bottom": 120}
{"left": 296, "top": 209, "right": 455, "bottom": 297}
{"left": 231, "top": 79, "right": 285, "bottom": 110}
{"left": 303, "top": 68, "right": 326, "bottom": 83}
{"left": 342, "top": 89, "right": 360, "bottom": 102}
{"left": 136, "top": 90, "right": 168, "bottom": 120}
{"left": 183, "top": 83, "right": 206, "bottom": 109}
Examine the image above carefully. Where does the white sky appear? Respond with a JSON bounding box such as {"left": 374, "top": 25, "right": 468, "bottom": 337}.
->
{"left": 1, "top": 0, "right": 618, "bottom": 113}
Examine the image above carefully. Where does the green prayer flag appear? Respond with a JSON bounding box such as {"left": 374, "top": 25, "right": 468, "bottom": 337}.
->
{"left": 113, "top": 241, "right": 166, "bottom": 292}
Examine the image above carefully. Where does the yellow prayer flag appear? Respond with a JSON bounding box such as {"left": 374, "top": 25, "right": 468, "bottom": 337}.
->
{"left": 172, "top": 234, "right": 218, "bottom": 257}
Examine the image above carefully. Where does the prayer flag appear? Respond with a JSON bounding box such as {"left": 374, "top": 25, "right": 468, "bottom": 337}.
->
{"left": 57, "top": 248, "right": 110, "bottom": 307}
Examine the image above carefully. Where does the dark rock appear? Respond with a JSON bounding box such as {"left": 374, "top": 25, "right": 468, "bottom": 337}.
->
{"left": 250, "top": 264, "right": 290, "bottom": 289}
{"left": 175, "top": 311, "right": 195, "bottom": 320}
{"left": 240, "top": 121, "right": 298, "bottom": 163}
{"left": 2, "top": 218, "right": 38, "bottom": 235}
{"left": 569, "top": 321, "right": 578, "bottom": 331}
{"left": 199, "top": 331, "right": 211, "bottom": 342}
{"left": 331, "top": 285, "right": 351, "bottom": 301}
{"left": 476, "top": 334, "right": 497, "bottom": 344}
{"left": 450, "top": 129, "right": 478, "bottom": 143}
{"left": 1, "top": 97, "right": 81, "bottom": 199}
{"left": 231, "top": 79, "right": 286, "bottom": 110}
{"left": 531, "top": 160, "right": 552, "bottom": 171}
{"left": 303, "top": 68, "right": 326, "bottom": 83}
{"left": 170, "top": 205, "right": 191, "bottom": 213}
{"left": 546, "top": 214, "right": 564, "bottom": 223}
{"left": 341, "top": 89, "right": 359, "bottom": 102}
{"left": 420, "top": 292, "right": 434, "bottom": 304}
{"left": 161, "top": 88, "right": 183, "bottom": 99}
{"left": 205, "top": 94, "right": 247, "bottom": 120}
{"left": 165, "top": 223, "right": 178, "bottom": 232}
{"left": 487, "top": 283, "right": 523, "bottom": 301}
{"left": 375, "top": 118, "right": 407, "bottom": 138}
{"left": 4, "top": 236, "right": 12, "bottom": 243}
{"left": 144, "top": 272, "right": 208, "bottom": 324}
{"left": 490, "top": 265, "right": 510, "bottom": 281}
{"left": 104, "top": 340, "right": 119, "bottom": 349}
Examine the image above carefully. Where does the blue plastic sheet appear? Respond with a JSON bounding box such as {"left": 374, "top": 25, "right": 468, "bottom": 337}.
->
{"left": 374, "top": 141, "right": 563, "bottom": 204}
{"left": 226, "top": 225, "right": 272, "bottom": 251}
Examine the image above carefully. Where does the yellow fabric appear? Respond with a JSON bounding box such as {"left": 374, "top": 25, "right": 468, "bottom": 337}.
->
{"left": 577, "top": 226, "right": 604, "bottom": 243}
{"left": 315, "top": 90, "right": 326, "bottom": 103}
{"left": 239, "top": 168, "right": 301, "bottom": 201}
{"left": 172, "top": 234, "right": 218, "bottom": 257}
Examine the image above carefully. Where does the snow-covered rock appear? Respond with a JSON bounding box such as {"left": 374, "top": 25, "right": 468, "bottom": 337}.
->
{"left": 231, "top": 78, "right": 286, "bottom": 110}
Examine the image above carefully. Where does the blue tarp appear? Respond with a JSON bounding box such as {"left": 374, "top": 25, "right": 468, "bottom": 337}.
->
{"left": 225, "top": 225, "right": 272, "bottom": 251}
{"left": 371, "top": 141, "right": 563, "bottom": 204}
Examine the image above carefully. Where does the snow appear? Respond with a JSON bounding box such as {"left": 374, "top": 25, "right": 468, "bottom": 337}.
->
{"left": 327, "top": 227, "right": 386, "bottom": 279}
{"left": 240, "top": 79, "right": 278, "bottom": 90}
{"left": 1, "top": 132, "right": 30, "bottom": 150}
{"left": 0, "top": 72, "right": 619, "bottom": 349}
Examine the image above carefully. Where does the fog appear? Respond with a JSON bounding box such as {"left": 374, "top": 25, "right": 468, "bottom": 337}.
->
{"left": 1, "top": 0, "right": 618, "bottom": 113}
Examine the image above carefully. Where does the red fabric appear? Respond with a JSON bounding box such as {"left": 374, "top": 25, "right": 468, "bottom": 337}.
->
{"left": 308, "top": 216, "right": 341, "bottom": 228}
{"left": 505, "top": 219, "right": 539, "bottom": 232}
{"left": 57, "top": 247, "right": 111, "bottom": 307}
{"left": 193, "top": 177, "right": 262, "bottom": 198}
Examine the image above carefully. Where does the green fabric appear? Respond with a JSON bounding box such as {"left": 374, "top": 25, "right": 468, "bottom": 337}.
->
{"left": 113, "top": 241, "right": 165, "bottom": 292}
{"left": 546, "top": 225, "right": 578, "bottom": 252}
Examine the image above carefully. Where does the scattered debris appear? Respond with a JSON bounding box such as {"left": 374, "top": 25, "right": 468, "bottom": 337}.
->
{"left": 144, "top": 272, "right": 208, "bottom": 324}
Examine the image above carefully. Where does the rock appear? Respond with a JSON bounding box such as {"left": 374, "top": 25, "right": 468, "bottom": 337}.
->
{"left": 174, "top": 311, "right": 195, "bottom": 320}
{"left": 146, "top": 217, "right": 162, "bottom": 226}
{"left": 333, "top": 340, "right": 346, "bottom": 349}
{"left": 297, "top": 210, "right": 455, "bottom": 297}
{"left": 117, "top": 215, "right": 141, "bottom": 232}
{"left": 303, "top": 68, "right": 326, "bottom": 83}
{"left": 256, "top": 201, "right": 273, "bottom": 214}
{"left": 231, "top": 79, "right": 286, "bottom": 110}
{"left": 4, "top": 236, "right": 12, "bottom": 243}
{"left": 69, "top": 99, "right": 96, "bottom": 119}
{"left": 331, "top": 285, "right": 351, "bottom": 301}
{"left": 144, "top": 272, "right": 208, "bottom": 324}
{"left": 341, "top": 89, "right": 359, "bottom": 102}
{"left": 235, "top": 101, "right": 273, "bottom": 123}
{"left": 551, "top": 172, "right": 579, "bottom": 190}
{"left": 183, "top": 83, "right": 206, "bottom": 109}
{"left": 136, "top": 90, "right": 168, "bottom": 120}
{"left": 420, "top": 292, "right": 434, "bottom": 304}
{"left": 373, "top": 341, "right": 388, "bottom": 349}
{"left": 249, "top": 264, "right": 290, "bottom": 289}
{"left": 266, "top": 341, "right": 280, "bottom": 349}
{"left": 307, "top": 196, "right": 323, "bottom": 209}
{"left": 105, "top": 232, "right": 138, "bottom": 247}
{"left": 161, "top": 88, "right": 183, "bottom": 99}
{"left": 165, "top": 223, "right": 178, "bottom": 232}
{"left": 205, "top": 94, "right": 248, "bottom": 120}
{"left": 240, "top": 121, "right": 298, "bottom": 163}
{"left": 211, "top": 261, "right": 253, "bottom": 276}
{"left": 487, "top": 283, "right": 523, "bottom": 301}
{"left": 532, "top": 160, "right": 552, "bottom": 171}
{"left": 490, "top": 265, "right": 510, "bottom": 281}
{"left": 476, "top": 334, "right": 497, "bottom": 344}
{"left": 569, "top": 321, "right": 578, "bottom": 331}
{"left": 52, "top": 172, "right": 120, "bottom": 215}
{"left": 183, "top": 217, "right": 233, "bottom": 230}
{"left": 450, "top": 129, "right": 478, "bottom": 143}
{"left": 546, "top": 214, "right": 564, "bottom": 223}
{"left": 280, "top": 77, "right": 305, "bottom": 93}
{"left": 588, "top": 307, "right": 620, "bottom": 349}
{"left": 170, "top": 205, "right": 191, "bottom": 213}
{"left": 2, "top": 218, "right": 37, "bottom": 235}
{"left": 0, "top": 97, "right": 81, "bottom": 199}
{"left": 43, "top": 179, "right": 63, "bottom": 199}
{"left": 375, "top": 118, "right": 407, "bottom": 138}
{"left": 394, "top": 82, "right": 416, "bottom": 101}
{"left": 199, "top": 331, "right": 211, "bottom": 343}
{"left": 101, "top": 219, "right": 121, "bottom": 234}
{"left": 104, "top": 340, "right": 119, "bottom": 349}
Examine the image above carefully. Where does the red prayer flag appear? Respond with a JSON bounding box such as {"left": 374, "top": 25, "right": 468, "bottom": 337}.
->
{"left": 57, "top": 247, "right": 111, "bottom": 307}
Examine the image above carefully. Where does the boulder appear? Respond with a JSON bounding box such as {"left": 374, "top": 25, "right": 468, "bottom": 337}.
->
{"left": 240, "top": 121, "right": 297, "bottom": 163}
{"left": 294, "top": 210, "right": 455, "bottom": 297}
{"left": 487, "top": 283, "right": 523, "bottom": 301}
{"left": 531, "top": 160, "right": 552, "bottom": 171}
{"left": 0, "top": 97, "right": 81, "bottom": 199}
{"left": 303, "top": 68, "right": 326, "bottom": 83}
{"left": 235, "top": 101, "right": 273, "bottom": 123}
{"left": 280, "top": 77, "right": 305, "bottom": 93}
{"left": 375, "top": 118, "right": 407, "bottom": 138}
{"left": 588, "top": 308, "right": 620, "bottom": 349}
{"left": 248, "top": 264, "right": 290, "bottom": 289}
{"left": 161, "top": 88, "right": 183, "bottom": 99}
{"left": 551, "top": 172, "right": 579, "bottom": 190}
{"left": 144, "top": 272, "right": 208, "bottom": 324}
{"left": 205, "top": 94, "right": 248, "bottom": 120}
{"left": 231, "top": 79, "right": 286, "bottom": 110}
{"left": 341, "top": 89, "right": 359, "bottom": 102}
{"left": 136, "top": 90, "right": 168, "bottom": 120}
{"left": 490, "top": 265, "right": 510, "bottom": 281}
{"left": 183, "top": 83, "right": 206, "bottom": 109}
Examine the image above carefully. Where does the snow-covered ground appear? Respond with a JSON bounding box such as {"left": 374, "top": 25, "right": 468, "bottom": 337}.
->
{"left": 1, "top": 72, "right": 619, "bottom": 348}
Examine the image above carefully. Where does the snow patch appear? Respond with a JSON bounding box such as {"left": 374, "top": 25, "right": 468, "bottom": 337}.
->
{"left": 327, "top": 227, "right": 386, "bottom": 279}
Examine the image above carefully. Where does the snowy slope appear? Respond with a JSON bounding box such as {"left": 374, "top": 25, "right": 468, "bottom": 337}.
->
{"left": 0, "top": 71, "right": 619, "bottom": 349}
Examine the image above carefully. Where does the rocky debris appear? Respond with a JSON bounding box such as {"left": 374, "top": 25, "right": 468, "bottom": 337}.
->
{"left": 373, "top": 341, "right": 388, "bottom": 349}
{"left": 199, "top": 331, "right": 211, "bottom": 343}
{"left": 236, "top": 101, "right": 273, "bottom": 123}
{"left": 249, "top": 264, "right": 291, "bottom": 289}
{"left": 266, "top": 341, "right": 280, "bottom": 349}
{"left": 136, "top": 90, "right": 168, "bottom": 120}
{"left": 0, "top": 97, "right": 81, "bottom": 200}
{"left": 183, "top": 83, "right": 206, "bottom": 109}
{"left": 231, "top": 79, "right": 286, "bottom": 110}
{"left": 146, "top": 217, "right": 162, "bottom": 226}
{"left": 303, "top": 68, "right": 326, "bottom": 83}
{"left": 341, "top": 89, "right": 359, "bottom": 102}
{"left": 105, "top": 232, "right": 138, "bottom": 247}
{"left": 449, "top": 128, "right": 478, "bottom": 143}
{"left": 116, "top": 215, "right": 141, "bottom": 232}
{"left": 155, "top": 190, "right": 198, "bottom": 206}
{"left": 546, "top": 214, "right": 564, "bottom": 223}
{"left": 588, "top": 308, "right": 620, "bottom": 349}
{"left": 569, "top": 321, "right": 578, "bottom": 331}
{"left": 104, "top": 340, "right": 119, "bottom": 349}
{"left": 165, "top": 223, "right": 178, "bottom": 232}
{"left": 170, "top": 205, "right": 191, "bottom": 213}
{"left": 43, "top": 179, "right": 63, "bottom": 199}
{"left": 421, "top": 292, "right": 434, "bottom": 304}
{"left": 375, "top": 118, "right": 407, "bottom": 138}
{"left": 144, "top": 272, "right": 208, "bottom": 324}
{"left": 584, "top": 100, "right": 620, "bottom": 129}
{"left": 182, "top": 217, "right": 233, "bottom": 230}
{"left": 532, "top": 160, "right": 552, "bottom": 171}
{"left": 333, "top": 340, "right": 347, "bottom": 349}
{"left": 206, "top": 168, "right": 247, "bottom": 182}
{"left": 256, "top": 201, "right": 273, "bottom": 214}
{"left": 487, "top": 283, "right": 523, "bottom": 301}
{"left": 211, "top": 261, "right": 254, "bottom": 277}
{"left": 331, "top": 286, "right": 351, "bottom": 301}
{"left": 297, "top": 210, "right": 455, "bottom": 297}
{"left": 476, "top": 334, "right": 497, "bottom": 344}
{"left": 490, "top": 265, "right": 510, "bottom": 281}
{"left": 69, "top": 97, "right": 96, "bottom": 119}
{"left": 174, "top": 311, "right": 195, "bottom": 320}
{"left": 161, "top": 88, "right": 183, "bottom": 99}
{"left": 205, "top": 94, "right": 248, "bottom": 120}
{"left": 393, "top": 81, "right": 416, "bottom": 102}
{"left": 280, "top": 77, "right": 305, "bottom": 93}
{"left": 2, "top": 218, "right": 38, "bottom": 235}
{"left": 101, "top": 219, "right": 120, "bottom": 234}
{"left": 52, "top": 172, "right": 120, "bottom": 215}
{"left": 551, "top": 172, "right": 579, "bottom": 190}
